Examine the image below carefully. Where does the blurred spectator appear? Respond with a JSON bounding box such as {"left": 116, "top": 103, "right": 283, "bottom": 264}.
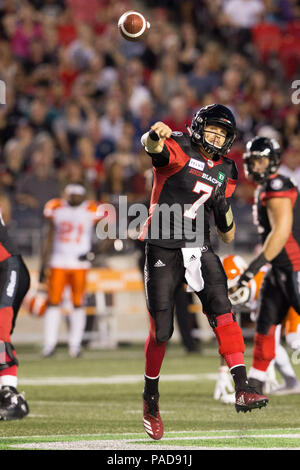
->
{"left": 27, "top": 98, "right": 54, "bottom": 135}
{"left": 0, "top": 138, "right": 26, "bottom": 197}
{"left": 178, "top": 23, "right": 200, "bottom": 73}
{"left": 15, "top": 148, "right": 60, "bottom": 224}
{"left": 186, "top": 51, "right": 222, "bottom": 100}
{"left": 164, "top": 94, "right": 193, "bottom": 132}
{"left": 53, "top": 100, "right": 88, "bottom": 155}
{"left": 98, "top": 99, "right": 124, "bottom": 144}
{"left": 76, "top": 136, "right": 104, "bottom": 192}
{"left": 67, "top": 23, "right": 96, "bottom": 70}
{"left": 222, "top": 0, "right": 265, "bottom": 29}
{"left": 131, "top": 98, "right": 157, "bottom": 152}
{"left": 149, "top": 54, "right": 185, "bottom": 106}
{"left": 11, "top": 3, "right": 42, "bottom": 60}
{"left": 100, "top": 160, "right": 133, "bottom": 205}
{"left": 279, "top": 136, "right": 300, "bottom": 189}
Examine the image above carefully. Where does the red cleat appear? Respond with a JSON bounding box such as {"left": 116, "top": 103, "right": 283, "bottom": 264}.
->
{"left": 143, "top": 392, "right": 164, "bottom": 440}
{"left": 235, "top": 386, "right": 269, "bottom": 413}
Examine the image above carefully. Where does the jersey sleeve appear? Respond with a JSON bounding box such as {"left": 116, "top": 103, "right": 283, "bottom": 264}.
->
{"left": 43, "top": 199, "right": 62, "bottom": 219}
{"left": 260, "top": 175, "right": 297, "bottom": 204}
{"left": 141, "top": 132, "right": 190, "bottom": 169}
{"left": 224, "top": 159, "right": 238, "bottom": 198}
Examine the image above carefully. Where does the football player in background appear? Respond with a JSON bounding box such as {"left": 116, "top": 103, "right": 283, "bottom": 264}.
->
{"left": 0, "top": 208, "right": 30, "bottom": 420}
{"left": 140, "top": 104, "right": 268, "bottom": 441}
{"left": 214, "top": 255, "right": 300, "bottom": 404}
{"left": 230, "top": 137, "right": 300, "bottom": 395}
{"left": 39, "top": 183, "right": 101, "bottom": 358}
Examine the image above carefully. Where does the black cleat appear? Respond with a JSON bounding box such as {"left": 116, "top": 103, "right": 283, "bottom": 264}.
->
{"left": 0, "top": 386, "right": 29, "bottom": 421}
{"left": 235, "top": 385, "right": 268, "bottom": 413}
{"left": 143, "top": 392, "right": 164, "bottom": 440}
{"left": 248, "top": 377, "right": 264, "bottom": 395}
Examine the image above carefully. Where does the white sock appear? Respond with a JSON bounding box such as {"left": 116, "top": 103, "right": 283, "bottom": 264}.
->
{"left": 248, "top": 367, "right": 267, "bottom": 382}
{"left": 275, "top": 342, "right": 297, "bottom": 379}
{"left": 43, "top": 306, "right": 61, "bottom": 353}
{"left": 68, "top": 307, "right": 86, "bottom": 353}
{"left": 1, "top": 375, "right": 18, "bottom": 389}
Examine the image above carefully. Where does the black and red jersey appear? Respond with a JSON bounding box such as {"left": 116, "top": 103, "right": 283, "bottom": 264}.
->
{"left": 254, "top": 174, "right": 300, "bottom": 271}
{"left": 0, "top": 217, "right": 18, "bottom": 262}
{"left": 139, "top": 132, "right": 238, "bottom": 248}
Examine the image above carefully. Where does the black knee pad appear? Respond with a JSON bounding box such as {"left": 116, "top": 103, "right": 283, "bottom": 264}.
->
{"left": 150, "top": 309, "right": 174, "bottom": 343}
{"left": 0, "top": 341, "right": 18, "bottom": 371}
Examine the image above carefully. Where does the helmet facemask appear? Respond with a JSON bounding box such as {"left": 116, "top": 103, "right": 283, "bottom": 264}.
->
{"left": 243, "top": 138, "right": 281, "bottom": 183}
{"left": 190, "top": 108, "right": 236, "bottom": 159}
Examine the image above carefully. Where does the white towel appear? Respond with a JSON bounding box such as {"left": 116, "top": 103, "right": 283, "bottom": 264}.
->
{"left": 181, "top": 247, "right": 204, "bottom": 293}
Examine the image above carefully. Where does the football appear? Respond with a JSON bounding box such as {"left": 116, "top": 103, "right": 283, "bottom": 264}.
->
{"left": 118, "top": 10, "right": 150, "bottom": 42}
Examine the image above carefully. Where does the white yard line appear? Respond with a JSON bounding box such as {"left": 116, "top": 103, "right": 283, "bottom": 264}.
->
{"left": 19, "top": 373, "right": 218, "bottom": 386}
{"left": 11, "top": 433, "right": 300, "bottom": 451}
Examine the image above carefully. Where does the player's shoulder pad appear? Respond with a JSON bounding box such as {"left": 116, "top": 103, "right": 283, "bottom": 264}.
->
{"left": 44, "top": 198, "right": 64, "bottom": 216}
{"left": 265, "top": 174, "right": 295, "bottom": 193}
{"left": 166, "top": 132, "right": 192, "bottom": 153}
{"left": 85, "top": 200, "right": 100, "bottom": 213}
{"left": 222, "top": 156, "right": 238, "bottom": 181}
{"left": 45, "top": 198, "right": 63, "bottom": 210}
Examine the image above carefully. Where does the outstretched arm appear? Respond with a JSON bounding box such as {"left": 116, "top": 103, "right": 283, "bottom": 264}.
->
{"left": 141, "top": 121, "right": 172, "bottom": 153}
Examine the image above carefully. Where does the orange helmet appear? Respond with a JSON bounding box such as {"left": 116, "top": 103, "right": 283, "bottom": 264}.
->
{"left": 25, "top": 288, "right": 48, "bottom": 317}
{"left": 222, "top": 254, "right": 250, "bottom": 306}
{"left": 222, "top": 254, "right": 247, "bottom": 287}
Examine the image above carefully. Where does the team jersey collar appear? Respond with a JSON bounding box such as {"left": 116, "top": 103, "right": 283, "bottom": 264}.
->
{"left": 198, "top": 149, "right": 224, "bottom": 168}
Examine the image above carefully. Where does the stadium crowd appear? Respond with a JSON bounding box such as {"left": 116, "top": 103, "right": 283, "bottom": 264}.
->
{"left": 0, "top": 0, "right": 299, "bottom": 252}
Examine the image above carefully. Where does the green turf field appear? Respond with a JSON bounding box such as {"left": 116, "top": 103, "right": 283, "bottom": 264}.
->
{"left": 1, "top": 343, "right": 300, "bottom": 450}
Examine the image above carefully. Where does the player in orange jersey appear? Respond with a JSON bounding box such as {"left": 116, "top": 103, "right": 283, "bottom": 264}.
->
{"left": 214, "top": 254, "right": 300, "bottom": 403}
{"left": 39, "top": 183, "right": 101, "bottom": 357}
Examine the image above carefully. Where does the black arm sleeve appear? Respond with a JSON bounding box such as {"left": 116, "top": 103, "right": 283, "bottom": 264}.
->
{"left": 147, "top": 145, "right": 170, "bottom": 168}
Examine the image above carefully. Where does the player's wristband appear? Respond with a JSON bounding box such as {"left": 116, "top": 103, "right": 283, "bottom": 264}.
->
{"left": 238, "top": 253, "right": 268, "bottom": 287}
{"left": 149, "top": 129, "right": 160, "bottom": 141}
{"left": 214, "top": 203, "right": 234, "bottom": 233}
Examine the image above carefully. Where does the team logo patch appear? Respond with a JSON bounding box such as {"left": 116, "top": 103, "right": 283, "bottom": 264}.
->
{"left": 270, "top": 178, "right": 283, "bottom": 190}
{"left": 189, "top": 158, "right": 205, "bottom": 171}
{"left": 171, "top": 131, "right": 183, "bottom": 136}
{"left": 207, "top": 160, "right": 214, "bottom": 168}
{"left": 217, "top": 171, "right": 226, "bottom": 183}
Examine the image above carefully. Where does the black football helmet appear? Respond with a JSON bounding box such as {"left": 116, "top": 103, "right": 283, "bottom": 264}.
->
{"left": 243, "top": 137, "right": 281, "bottom": 183}
{"left": 190, "top": 104, "right": 237, "bottom": 158}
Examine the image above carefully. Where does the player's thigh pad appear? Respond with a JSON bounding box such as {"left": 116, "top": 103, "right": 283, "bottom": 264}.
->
{"left": 196, "top": 250, "right": 231, "bottom": 315}
{"left": 144, "top": 244, "right": 185, "bottom": 313}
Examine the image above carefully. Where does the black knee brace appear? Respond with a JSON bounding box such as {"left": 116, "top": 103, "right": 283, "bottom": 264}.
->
{"left": 0, "top": 341, "right": 18, "bottom": 371}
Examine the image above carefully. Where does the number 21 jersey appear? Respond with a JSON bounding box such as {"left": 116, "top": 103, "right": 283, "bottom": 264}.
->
{"left": 44, "top": 199, "right": 101, "bottom": 269}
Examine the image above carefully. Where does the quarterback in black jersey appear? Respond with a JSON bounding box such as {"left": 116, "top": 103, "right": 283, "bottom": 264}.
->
{"left": 232, "top": 136, "right": 300, "bottom": 395}
{"left": 140, "top": 104, "right": 268, "bottom": 440}
{"left": 0, "top": 215, "right": 30, "bottom": 420}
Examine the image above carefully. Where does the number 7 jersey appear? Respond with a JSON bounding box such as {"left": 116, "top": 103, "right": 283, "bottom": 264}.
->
{"left": 139, "top": 132, "right": 238, "bottom": 248}
{"left": 44, "top": 198, "right": 101, "bottom": 269}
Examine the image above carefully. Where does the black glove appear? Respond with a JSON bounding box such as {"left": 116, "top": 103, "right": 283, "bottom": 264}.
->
{"left": 212, "top": 176, "right": 233, "bottom": 233}
{"left": 39, "top": 265, "right": 46, "bottom": 284}
{"left": 237, "top": 252, "right": 268, "bottom": 287}
{"left": 78, "top": 252, "right": 95, "bottom": 262}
